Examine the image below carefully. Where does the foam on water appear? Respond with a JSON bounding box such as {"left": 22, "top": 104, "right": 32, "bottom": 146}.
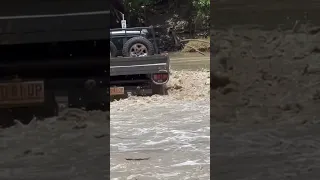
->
{"left": 110, "top": 70, "right": 210, "bottom": 179}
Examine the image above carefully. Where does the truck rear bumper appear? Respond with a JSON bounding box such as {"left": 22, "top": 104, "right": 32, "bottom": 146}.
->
{"left": 47, "top": 78, "right": 110, "bottom": 108}
{"left": 0, "top": 77, "right": 110, "bottom": 109}
{"left": 111, "top": 85, "right": 153, "bottom": 98}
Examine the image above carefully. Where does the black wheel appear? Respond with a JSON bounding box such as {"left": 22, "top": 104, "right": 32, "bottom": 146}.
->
{"left": 152, "top": 84, "right": 168, "bottom": 95}
{"left": 122, "top": 36, "right": 155, "bottom": 57}
{"left": 110, "top": 41, "right": 117, "bottom": 57}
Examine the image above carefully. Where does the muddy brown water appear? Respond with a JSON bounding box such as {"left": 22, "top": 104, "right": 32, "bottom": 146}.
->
{"left": 212, "top": 1, "right": 320, "bottom": 179}
{"left": 0, "top": 110, "right": 110, "bottom": 180}
{"left": 110, "top": 70, "right": 210, "bottom": 179}
{"left": 109, "top": 55, "right": 210, "bottom": 179}
{"left": 0, "top": 55, "right": 210, "bottom": 179}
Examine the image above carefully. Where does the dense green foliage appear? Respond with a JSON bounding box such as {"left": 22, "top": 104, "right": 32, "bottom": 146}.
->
{"left": 124, "top": 0, "right": 210, "bottom": 34}
{"left": 125, "top": 0, "right": 209, "bottom": 16}
{"left": 193, "top": 0, "right": 210, "bottom": 19}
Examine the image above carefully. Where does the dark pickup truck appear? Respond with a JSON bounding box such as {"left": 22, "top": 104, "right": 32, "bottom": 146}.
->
{"left": 110, "top": 27, "right": 170, "bottom": 97}
{"left": 0, "top": 0, "right": 170, "bottom": 127}
{"left": 0, "top": 0, "right": 110, "bottom": 126}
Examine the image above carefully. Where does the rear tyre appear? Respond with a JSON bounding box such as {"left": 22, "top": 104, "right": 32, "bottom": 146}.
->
{"left": 110, "top": 41, "right": 117, "bottom": 57}
{"left": 122, "top": 36, "right": 155, "bottom": 57}
{"left": 152, "top": 84, "right": 168, "bottom": 95}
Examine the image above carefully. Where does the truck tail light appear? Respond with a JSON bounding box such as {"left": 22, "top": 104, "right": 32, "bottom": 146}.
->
{"left": 151, "top": 72, "right": 169, "bottom": 84}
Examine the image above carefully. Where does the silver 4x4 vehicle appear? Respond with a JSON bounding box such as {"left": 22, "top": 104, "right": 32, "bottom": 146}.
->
{"left": 110, "top": 26, "right": 170, "bottom": 97}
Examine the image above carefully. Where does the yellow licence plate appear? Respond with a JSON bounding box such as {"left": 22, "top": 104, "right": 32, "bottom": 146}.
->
{"left": 110, "top": 87, "right": 124, "bottom": 96}
{"left": 0, "top": 81, "right": 44, "bottom": 107}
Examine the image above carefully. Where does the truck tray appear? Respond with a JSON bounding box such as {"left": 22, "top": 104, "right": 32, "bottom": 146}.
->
{"left": 110, "top": 55, "right": 169, "bottom": 76}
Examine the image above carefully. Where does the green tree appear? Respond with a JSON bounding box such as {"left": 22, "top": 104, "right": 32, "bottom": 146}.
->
{"left": 124, "top": 0, "right": 210, "bottom": 35}
{"left": 193, "top": 0, "right": 210, "bottom": 19}
{"left": 193, "top": 0, "right": 210, "bottom": 32}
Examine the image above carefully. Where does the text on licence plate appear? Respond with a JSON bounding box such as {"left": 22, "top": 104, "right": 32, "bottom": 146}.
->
{"left": 0, "top": 81, "right": 44, "bottom": 107}
{"left": 110, "top": 87, "right": 124, "bottom": 96}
